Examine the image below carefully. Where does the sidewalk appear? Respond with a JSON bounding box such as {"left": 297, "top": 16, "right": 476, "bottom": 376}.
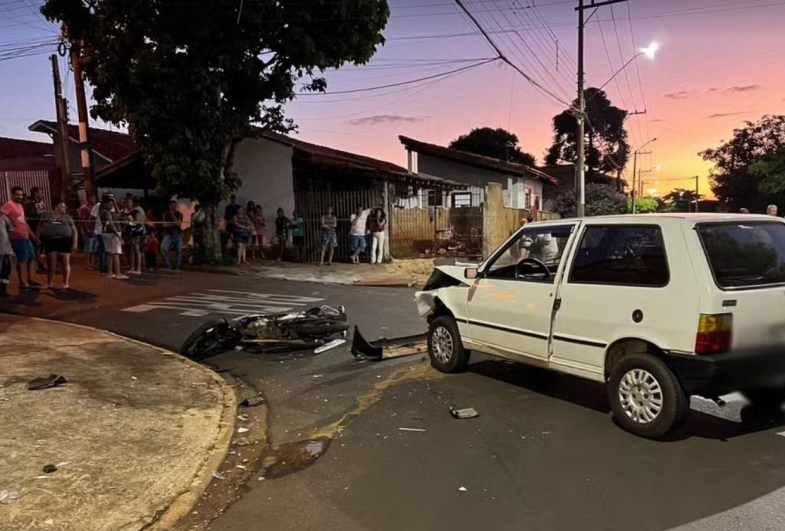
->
{"left": 0, "top": 316, "right": 236, "bottom": 531}
{"left": 186, "top": 258, "right": 435, "bottom": 288}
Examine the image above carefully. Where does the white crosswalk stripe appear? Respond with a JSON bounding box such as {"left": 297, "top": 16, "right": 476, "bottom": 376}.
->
{"left": 122, "top": 290, "right": 324, "bottom": 317}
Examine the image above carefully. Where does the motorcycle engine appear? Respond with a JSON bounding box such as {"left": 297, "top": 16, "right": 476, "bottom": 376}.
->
{"left": 244, "top": 317, "right": 281, "bottom": 339}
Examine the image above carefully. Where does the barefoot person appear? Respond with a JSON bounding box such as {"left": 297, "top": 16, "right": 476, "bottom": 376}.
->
{"left": 37, "top": 199, "right": 78, "bottom": 289}
{"left": 319, "top": 205, "right": 337, "bottom": 266}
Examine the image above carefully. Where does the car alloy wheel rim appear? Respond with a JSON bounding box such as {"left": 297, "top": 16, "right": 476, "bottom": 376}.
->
{"left": 432, "top": 326, "right": 454, "bottom": 364}
{"left": 618, "top": 368, "right": 663, "bottom": 424}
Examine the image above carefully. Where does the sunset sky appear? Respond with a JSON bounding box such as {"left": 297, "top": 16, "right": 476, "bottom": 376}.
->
{"left": 2, "top": 0, "right": 784, "bottom": 199}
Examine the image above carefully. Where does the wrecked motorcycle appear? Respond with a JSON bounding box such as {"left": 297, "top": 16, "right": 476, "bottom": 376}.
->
{"left": 180, "top": 305, "right": 350, "bottom": 361}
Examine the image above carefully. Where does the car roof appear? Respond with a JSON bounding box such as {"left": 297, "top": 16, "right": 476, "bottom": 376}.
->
{"left": 529, "top": 213, "right": 784, "bottom": 226}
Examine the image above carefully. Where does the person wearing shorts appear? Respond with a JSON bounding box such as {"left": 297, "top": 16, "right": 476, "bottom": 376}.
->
{"left": 349, "top": 204, "right": 370, "bottom": 264}
{"left": 274, "top": 207, "right": 290, "bottom": 262}
{"left": 291, "top": 210, "right": 305, "bottom": 263}
{"left": 0, "top": 211, "right": 13, "bottom": 297}
{"left": 99, "top": 194, "right": 127, "bottom": 280}
{"left": 1, "top": 186, "right": 39, "bottom": 288}
{"left": 319, "top": 205, "right": 337, "bottom": 266}
{"left": 78, "top": 198, "right": 98, "bottom": 269}
{"left": 38, "top": 199, "right": 78, "bottom": 289}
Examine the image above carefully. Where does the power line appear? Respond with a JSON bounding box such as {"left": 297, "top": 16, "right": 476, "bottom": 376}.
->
{"left": 452, "top": 0, "right": 573, "bottom": 108}
{"left": 296, "top": 58, "right": 497, "bottom": 96}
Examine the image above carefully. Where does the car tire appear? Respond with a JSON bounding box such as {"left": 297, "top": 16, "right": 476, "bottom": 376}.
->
{"left": 180, "top": 319, "right": 239, "bottom": 361}
{"left": 743, "top": 387, "right": 785, "bottom": 410}
{"left": 608, "top": 353, "right": 688, "bottom": 439}
{"left": 427, "top": 315, "right": 469, "bottom": 373}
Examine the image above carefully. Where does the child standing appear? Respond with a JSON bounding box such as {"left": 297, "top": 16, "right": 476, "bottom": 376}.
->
{"left": 144, "top": 231, "right": 160, "bottom": 270}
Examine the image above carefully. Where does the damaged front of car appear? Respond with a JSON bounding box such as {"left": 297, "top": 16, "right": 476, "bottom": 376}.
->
{"left": 414, "top": 265, "right": 474, "bottom": 319}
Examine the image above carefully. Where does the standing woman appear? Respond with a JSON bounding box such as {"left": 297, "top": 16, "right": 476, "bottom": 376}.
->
{"left": 232, "top": 206, "right": 253, "bottom": 265}
{"left": 369, "top": 207, "right": 387, "bottom": 265}
{"left": 37, "top": 199, "right": 78, "bottom": 289}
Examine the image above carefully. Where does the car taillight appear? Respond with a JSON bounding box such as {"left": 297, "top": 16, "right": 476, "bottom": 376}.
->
{"left": 695, "top": 313, "right": 733, "bottom": 354}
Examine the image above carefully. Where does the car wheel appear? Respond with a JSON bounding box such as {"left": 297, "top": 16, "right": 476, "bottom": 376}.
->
{"left": 608, "top": 353, "right": 688, "bottom": 439}
{"left": 427, "top": 315, "right": 469, "bottom": 373}
{"left": 743, "top": 387, "right": 785, "bottom": 410}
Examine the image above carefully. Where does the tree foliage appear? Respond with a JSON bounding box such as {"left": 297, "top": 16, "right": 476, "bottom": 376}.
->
{"left": 701, "top": 115, "right": 785, "bottom": 210}
{"left": 545, "top": 87, "right": 630, "bottom": 182}
{"left": 42, "top": 0, "right": 390, "bottom": 261}
{"left": 629, "top": 197, "right": 658, "bottom": 213}
{"left": 662, "top": 188, "right": 702, "bottom": 212}
{"left": 552, "top": 183, "right": 627, "bottom": 218}
{"left": 449, "top": 127, "right": 536, "bottom": 166}
{"left": 751, "top": 147, "right": 785, "bottom": 195}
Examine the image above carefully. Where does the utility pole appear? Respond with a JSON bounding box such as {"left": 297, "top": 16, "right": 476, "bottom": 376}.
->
{"left": 630, "top": 150, "right": 650, "bottom": 214}
{"left": 694, "top": 175, "right": 700, "bottom": 213}
{"left": 50, "top": 55, "right": 73, "bottom": 204}
{"left": 575, "top": 0, "right": 627, "bottom": 218}
{"left": 70, "top": 41, "right": 97, "bottom": 204}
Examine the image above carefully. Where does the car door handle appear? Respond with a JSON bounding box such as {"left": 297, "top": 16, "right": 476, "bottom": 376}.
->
{"left": 553, "top": 297, "right": 562, "bottom": 311}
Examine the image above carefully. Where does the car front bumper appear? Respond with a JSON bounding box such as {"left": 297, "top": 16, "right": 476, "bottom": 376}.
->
{"left": 664, "top": 347, "right": 785, "bottom": 398}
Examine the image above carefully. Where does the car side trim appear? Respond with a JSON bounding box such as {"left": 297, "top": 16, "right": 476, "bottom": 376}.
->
{"left": 454, "top": 317, "right": 549, "bottom": 341}
{"left": 552, "top": 334, "right": 607, "bottom": 349}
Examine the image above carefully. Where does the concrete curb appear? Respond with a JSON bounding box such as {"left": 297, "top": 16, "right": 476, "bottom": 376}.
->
{"left": 5, "top": 316, "right": 237, "bottom": 531}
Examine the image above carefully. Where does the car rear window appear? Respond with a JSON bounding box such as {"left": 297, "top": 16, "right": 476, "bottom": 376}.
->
{"left": 697, "top": 221, "right": 785, "bottom": 289}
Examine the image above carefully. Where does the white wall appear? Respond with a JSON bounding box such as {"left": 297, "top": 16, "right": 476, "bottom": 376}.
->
{"left": 221, "top": 137, "right": 295, "bottom": 241}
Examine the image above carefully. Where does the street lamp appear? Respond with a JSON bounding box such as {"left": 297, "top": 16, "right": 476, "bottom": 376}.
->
{"left": 579, "top": 42, "right": 659, "bottom": 217}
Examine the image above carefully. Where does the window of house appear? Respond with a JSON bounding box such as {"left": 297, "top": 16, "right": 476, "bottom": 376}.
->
{"left": 569, "top": 225, "right": 669, "bottom": 287}
{"left": 427, "top": 189, "right": 444, "bottom": 207}
{"left": 452, "top": 192, "right": 472, "bottom": 208}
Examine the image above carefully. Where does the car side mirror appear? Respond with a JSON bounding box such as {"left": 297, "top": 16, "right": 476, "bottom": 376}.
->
{"left": 464, "top": 268, "right": 478, "bottom": 279}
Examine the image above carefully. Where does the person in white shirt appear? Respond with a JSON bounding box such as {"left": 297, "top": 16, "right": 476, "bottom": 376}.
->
{"left": 349, "top": 204, "right": 371, "bottom": 264}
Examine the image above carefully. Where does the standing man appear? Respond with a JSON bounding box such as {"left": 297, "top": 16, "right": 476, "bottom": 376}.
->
{"left": 767, "top": 205, "right": 778, "bottom": 217}
{"left": 0, "top": 209, "right": 14, "bottom": 297}
{"left": 161, "top": 200, "right": 184, "bottom": 270}
{"left": 91, "top": 193, "right": 109, "bottom": 274}
{"left": 349, "top": 204, "right": 370, "bottom": 264}
{"left": 24, "top": 187, "right": 46, "bottom": 273}
{"left": 224, "top": 194, "right": 240, "bottom": 223}
{"left": 1, "top": 186, "right": 39, "bottom": 288}
{"left": 319, "top": 205, "right": 337, "bottom": 266}
{"left": 274, "top": 207, "right": 290, "bottom": 262}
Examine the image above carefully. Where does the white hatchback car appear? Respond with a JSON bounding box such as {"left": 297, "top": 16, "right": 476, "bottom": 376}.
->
{"left": 416, "top": 214, "right": 785, "bottom": 438}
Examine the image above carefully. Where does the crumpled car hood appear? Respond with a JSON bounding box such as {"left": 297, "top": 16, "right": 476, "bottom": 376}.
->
{"left": 414, "top": 265, "right": 473, "bottom": 318}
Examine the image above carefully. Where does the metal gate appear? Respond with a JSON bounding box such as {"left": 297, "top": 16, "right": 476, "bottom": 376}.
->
{"left": 0, "top": 171, "right": 52, "bottom": 208}
{"left": 294, "top": 185, "right": 383, "bottom": 263}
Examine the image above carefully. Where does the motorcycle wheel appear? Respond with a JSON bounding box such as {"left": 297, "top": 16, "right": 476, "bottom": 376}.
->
{"left": 179, "top": 319, "right": 240, "bottom": 361}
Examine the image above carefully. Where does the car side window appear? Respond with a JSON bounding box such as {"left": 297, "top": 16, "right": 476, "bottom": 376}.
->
{"left": 569, "top": 225, "right": 669, "bottom": 287}
{"left": 484, "top": 224, "right": 574, "bottom": 283}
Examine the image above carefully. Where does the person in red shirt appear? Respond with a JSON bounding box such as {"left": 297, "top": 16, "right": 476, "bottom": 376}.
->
{"left": 0, "top": 186, "right": 40, "bottom": 288}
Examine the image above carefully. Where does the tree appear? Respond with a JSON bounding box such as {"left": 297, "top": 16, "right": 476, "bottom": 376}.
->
{"left": 545, "top": 87, "right": 630, "bottom": 185}
{"left": 662, "top": 188, "right": 702, "bottom": 212}
{"left": 449, "top": 127, "right": 536, "bottom": 166}
{"left": 552, "top": 183, "right": 627, "bottom": 218}
{"left": 700, "top": 115, "right": 785, "bottom": 211}
{"left": 751, "top": 147, "right": 785, "bottom": 195}
{"left": 42, "top": 0, "right": 390, "bottom": 263}
{"left": 629, "top": 197, "right": 658, "bottom": 213}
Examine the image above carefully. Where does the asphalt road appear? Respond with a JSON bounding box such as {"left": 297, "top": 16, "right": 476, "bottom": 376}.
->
{"left": 5, "top": 268, "right": 785, "bottom": 531}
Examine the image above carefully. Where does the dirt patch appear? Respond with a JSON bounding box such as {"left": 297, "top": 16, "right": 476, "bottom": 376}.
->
{"left": 0, "top": 316, "right": 230, "bottom": 531}
{"left": 385, "top": 259, "right": 434, "bottom": 278}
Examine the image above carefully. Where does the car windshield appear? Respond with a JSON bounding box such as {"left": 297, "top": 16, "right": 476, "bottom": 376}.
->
{"left": 697, "top": 221, "right": 785, "bottom": 288}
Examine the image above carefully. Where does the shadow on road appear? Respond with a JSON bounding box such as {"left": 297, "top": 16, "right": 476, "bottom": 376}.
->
{"left": 469, "top": 359, "right": 785, "bottom": 442}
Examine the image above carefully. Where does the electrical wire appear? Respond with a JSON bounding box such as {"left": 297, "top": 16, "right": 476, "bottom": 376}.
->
{"left": 295, "top": 58, "right": 497, "bottom": 96}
